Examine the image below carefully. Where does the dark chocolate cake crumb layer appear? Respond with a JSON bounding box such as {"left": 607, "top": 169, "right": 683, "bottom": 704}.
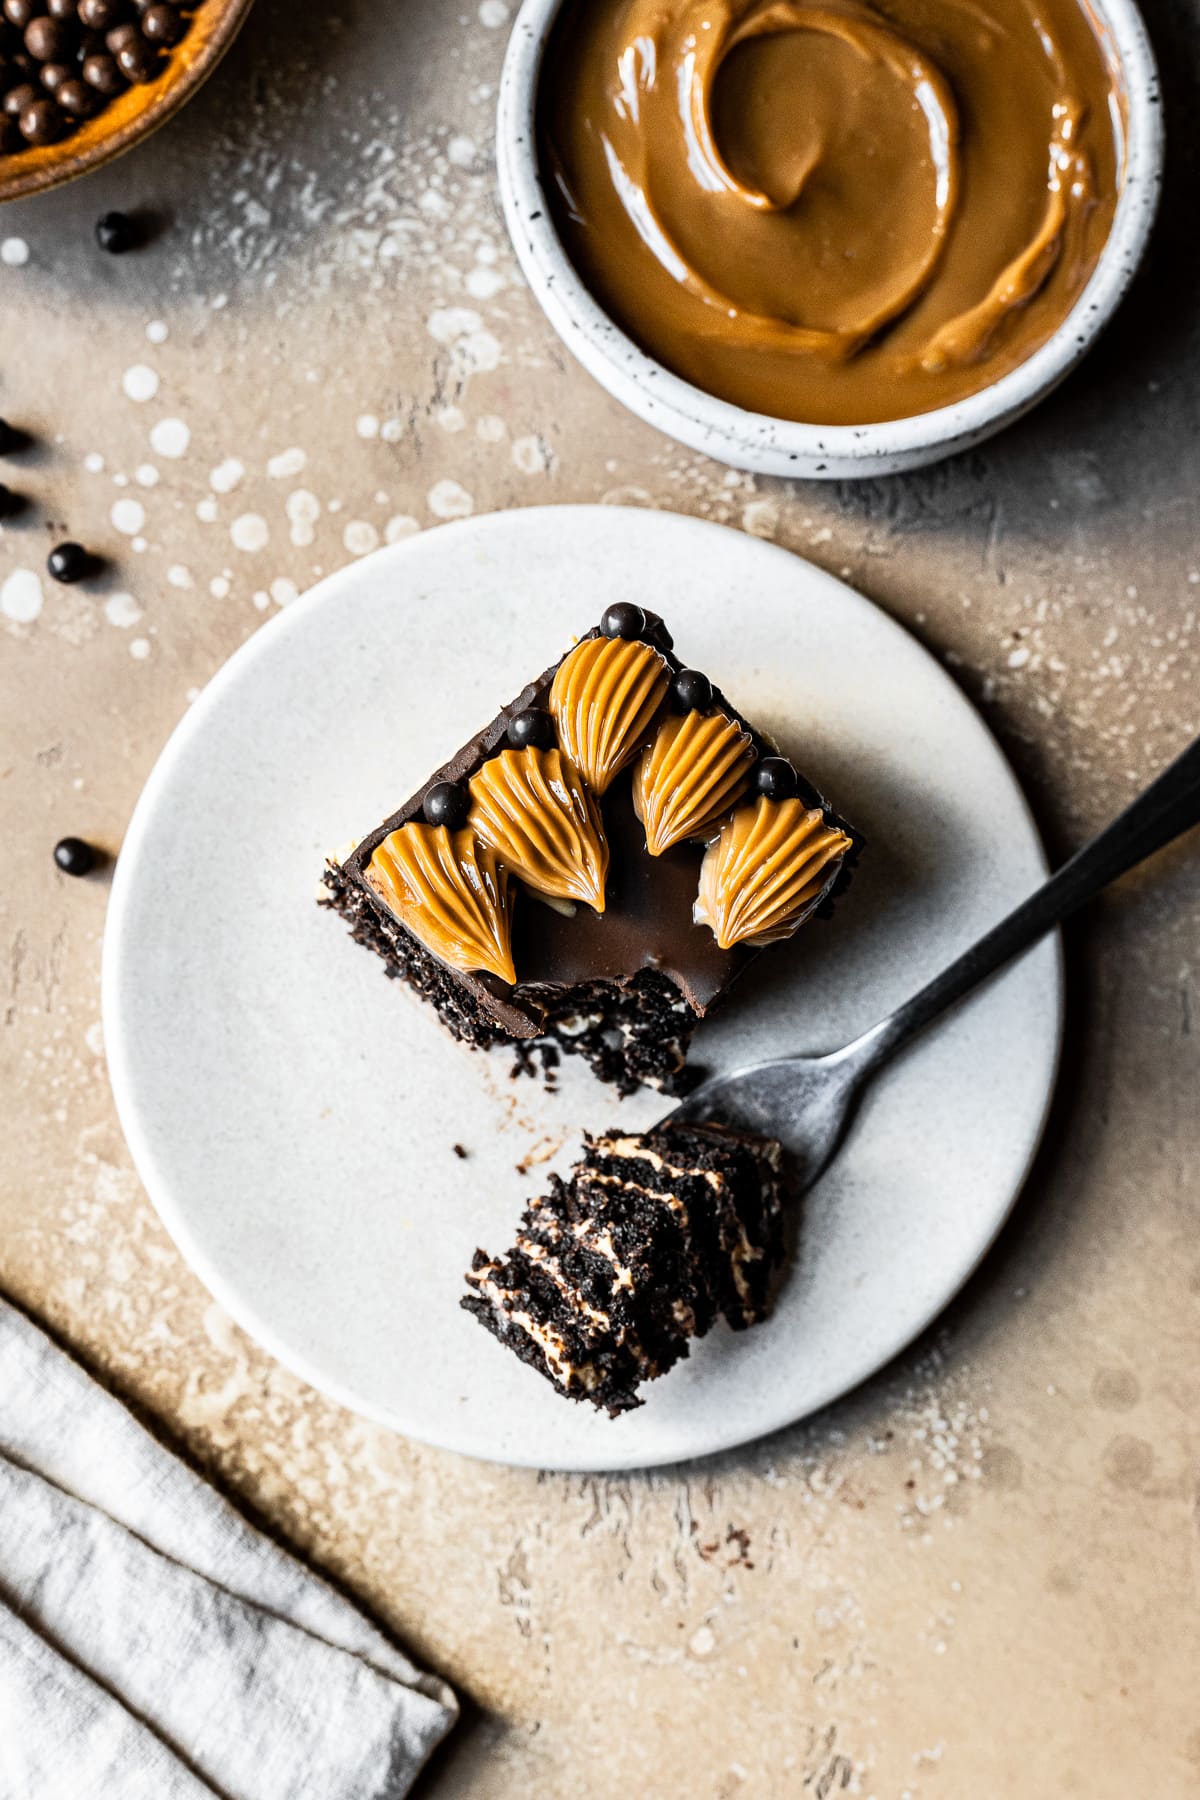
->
{"left": 322, "top": 610, "right": 861, "bottom": 1094}
{"left": 461, "top": 1121, "right": 785, "bottom": 1415}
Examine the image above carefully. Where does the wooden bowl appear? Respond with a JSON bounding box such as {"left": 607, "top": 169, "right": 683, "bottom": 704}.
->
{"left": 0, "top": 0, "right": 255, "bottom": 205}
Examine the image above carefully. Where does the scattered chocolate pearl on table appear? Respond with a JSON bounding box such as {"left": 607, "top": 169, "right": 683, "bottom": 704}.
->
{"left": 601, "top": 601, "right": 647, "bottom": 640}
{"left": 670, "top": 669, "right": 713, "bottom": 714}
{"left": 0, "top": 418, "right": 26, "bottom": 454}
{"left": 0, "top": 482, "right": 25, "bottom": 517}
{"left": 140, "top": 3, "right": 182, "bottom": 46}
{"left": 95, "top": 208, "right": 138, "bottom": 252}
{"left": 754, "top": 756, "right": 799, "bottom": 800}
{"left": 506, "top": 708, "right": 555, "bottom": 749}
{"left": 53, "top": 836, "right": 97, "bottom": 877}
{"left": 47, "top": 540, "right": 93, "bottom": 583}
{"left": 423, "top": 781, "right": 471, "bottom": 829}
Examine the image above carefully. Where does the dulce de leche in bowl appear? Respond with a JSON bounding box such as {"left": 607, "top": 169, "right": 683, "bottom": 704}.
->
{"left": 538, "top": 0, "right": 1126, "bottom": 427}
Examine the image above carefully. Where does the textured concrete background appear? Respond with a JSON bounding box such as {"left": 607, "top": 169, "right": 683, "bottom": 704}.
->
{"left": 2, "top": 1, "right": 1198, "bottom": 1793}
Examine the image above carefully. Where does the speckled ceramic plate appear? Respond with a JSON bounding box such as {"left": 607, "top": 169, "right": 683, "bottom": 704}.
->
{"left": 103, "top": 506, "right": 1062, "bottom": 1471}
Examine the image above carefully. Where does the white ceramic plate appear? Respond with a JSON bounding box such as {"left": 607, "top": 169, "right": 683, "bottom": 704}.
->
{"left": 103, "top": 507, "right": 1062, "bottom": 1471}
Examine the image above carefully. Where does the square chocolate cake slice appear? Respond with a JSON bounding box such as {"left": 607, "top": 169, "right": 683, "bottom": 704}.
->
{"left": 461, "top": 1122, "right": 786, "bottom": 1415}
{"left": 322, "top": 603, "right": 859, "bottom": 1094}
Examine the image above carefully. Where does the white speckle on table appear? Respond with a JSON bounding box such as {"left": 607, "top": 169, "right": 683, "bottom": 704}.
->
{"left": 448, "top": 134, "right": 477, "bottom": 167}
{"left": 210, "top": 458, "right": 245, "bottom": 495}
{"left": 84, "top": 452, "right": 105, "bottom": 474}
{"left": 122, "top": 365, "right": 160, "bottom": 404}
{"left": 131, "top": 537, "right": 148, "bottom": 554}
{"left": 150, "top": 419, "right": 190, "bottom": 459}
{"left": 0, "top": 237, "right": 30, "bottom": 267}
{"left": 428, "top": 479, "right": 474, "bottom": 520}
{"left": 112, "top": 472, "right": 129, "bottom": 487}
{"left": 512, "top": 434, "right": 551, "bottom": 475}
{"left": 479, "top": 0, "right": 509, "bottom": 24}
{"left": 145, "top": 320, "right": 169, "bottom": 345}
{"left": 742, "top": 500, "right": 780, "bottom": 539}
{"left": 427, "top": 306, "right": 482, "bottom": 346}
{"left": 1008, "top": 645, "right": 1031, "bottom": 668}
{"left": 477, "top": 414, "right": 507, "bottom": 443}
{"left": 456, "top": 330, "right": 501, "bottom": 374}
{"left": 210, "top": 576, "right": 231, "bottom": 599}
{"left": 267, "top": 447, "right": 307, "bottom": 479}
{"left": 465, "top": 264, "right": 505, "bottom": 300}
{"left": 85, "top": 1020, "right": 104, "bottom": 1058}
{"left": 270, "top": 577, "right": 299, "bottom": 606}
{"left": 111, "top": 498, "right": 146, "bottom": 536}
{"left": 129, "top": 637, "right": 151, "bottom": 660}
{"left": 381, "top": 418, "right": 405, "bottom": 443}
{"left": 1, "top": 568, "right": 43, "bottom": 623}
{"left": 437, "top": 406, "right": 466, "bottom": 433}
{"left": 343, "top": 520, "right": 380, "bottom": 556}
{"left": 196, "top": 497, "right": 219, "bottom": 523}
{"left": 287, "top": 489, "right": 321, "bottom": 548}
{"left": 356, "top": 414, "right": 380, "bottom": 440}
{"left": 252, "top": 590, "right": 270, "bottom": 612}
{"left": 104, "top": 593, "right": 143, "bottom": 629}
{"left": 230, "top": 513, "right": 269, "bottom": 553}
{"left": 385, "top": 515, "right": 421, "bottom": 543}
{"left": 167, "top": 565, "right": 193, "bottom": 590}
{"left": 135, "top": 464, "right": 160, "bottom": 488}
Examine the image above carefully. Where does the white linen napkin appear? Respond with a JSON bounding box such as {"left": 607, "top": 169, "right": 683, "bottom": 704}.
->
{"left": 0, "top": 1297, "right": 456, "bottom": 1800}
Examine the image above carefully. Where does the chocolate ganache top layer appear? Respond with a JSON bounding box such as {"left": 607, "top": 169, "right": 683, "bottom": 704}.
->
{"left": 343, "top": 609, "right": 857, "bottom": 1037}
{"left": 539, "top": 0, "right": 1123, "bottom": 426}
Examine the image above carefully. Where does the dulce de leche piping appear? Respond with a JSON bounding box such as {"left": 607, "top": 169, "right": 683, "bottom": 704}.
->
{"left": 367, "top": 824, "right": 516, "bottom": 984}
{"left": 549, "top": 635, "right": 671, "bottom": 794}
{"left": 469, "top": 745, "right": 610, "bottom": 912}
{"left": 695, "top": 797, "right": 853, "bottom": 948}
{"left": 540, "top": 0, "right": 1122, "bottom": 425}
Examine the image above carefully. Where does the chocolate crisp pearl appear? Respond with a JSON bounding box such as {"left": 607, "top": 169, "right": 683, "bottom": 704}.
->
{"left": 77, "top": 0, "right": 124, "bottom": 26}
{"left": 3, "top": 0, "right": 36, "bottom": 29}
{"left": 0, "top": 484, "right": 24, "bottom": 517}
{"left": 115, "top": 35, "right": 158, "bottom": 81}
{"left": 38, "top": 58, "right": 70, "bottom": 92}
{"left": 0, "top": 418, "right": 24, "bottom": 455}
{"left": 601, "top": 601, "right": 647, "bottom": 641}
{"left": 81, "top": 52, "right": 125, "bottom": 95}
{"left": 104, "top": 20, "right": 140, "bottom": 51}
{"left": 670, "top": 669, "right": 713, "bottom": 714}
{"left": 423, "top": 781, "right": 471, "bottom": 829}
{"left": 24, "top": 16, "right": 75, "bottom": 63}
{"left": 47, "top": 541, "right": 92, "bottom": 583}
{"left": 754, "top": 757, "right": 799, "bottom": 801}
{"left": 0, "top": 117, "right": 21, "bottom": 153}
{"left": 140, "top": 3, "right": 182, "bottom": 45}
{"left": 3, "top": 80, "right": 38, "bottom": 115}
{"left": 53, "top": 837, "right": 97, "bottom": 877}
{"left": 507, "top": 708, "right": 556, "bottom": 750}
{"left": 19, "top": 94, "right": 63, "bottom": 142}
{"left": 95, "top": 209, "right": 137, "bottom": 251}
{"left": 57, "top": 77, "right": 93, "bottom": 116}
{"left": 45, "top": 0, "right": 78, "bottom": 18}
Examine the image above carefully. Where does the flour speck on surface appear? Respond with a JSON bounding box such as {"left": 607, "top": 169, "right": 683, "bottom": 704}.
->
{"left": 343, "top": 520, "right": 380, "bottom": 556}
{"left": 428, "top": 479, "right": 474, "bottom": 519}
{"left": 150, "top": 419, "right": 190, "bottom": 460}
{"left": 111, "top": 499, "right": 147, "bottom": 537}
{"left": 1, "top": 569, "right": 43, "bottom": 624}
{"left": 287, "top": 489, "right": 321, "bottom": 547}
{"left": 104, "top": 593, "right": 143, "bottom": 629}
{"left": 129, "top": 637, "right": 151, "bottom": 660}
{"left": 167, "top": 565, "right": 194, "bottom": 590}
{"left": 230, "top": 513, "right": 270, "bottom": 553}
{"left": 210, "top": 459, "right": 246, "bottom": 495}
{"left": 267, "top": 447, "right": 307, "bottom": 479}
{"left": 122, "top": 365, "right": 160, "bottom": 404}
{"left": 385, "top": 515, "right": 421, "bottom": 543}
{"left": 355, "top": 415, "right": 380, "bottom": 440}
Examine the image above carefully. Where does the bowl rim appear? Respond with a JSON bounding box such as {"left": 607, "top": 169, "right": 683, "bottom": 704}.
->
{"left": 0, "top": 0, "right": 255, "bottom": 206}
{"left": 497, "top": 0, "right": 1164, "bottom": 473}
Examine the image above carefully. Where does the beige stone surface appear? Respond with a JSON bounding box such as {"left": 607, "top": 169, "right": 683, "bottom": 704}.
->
{"left": 2, "top": 1, "right": 1199, "bottom": 1793}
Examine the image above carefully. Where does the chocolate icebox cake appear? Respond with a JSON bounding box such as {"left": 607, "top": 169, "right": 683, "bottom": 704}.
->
{"left": 321, "top": 603, "right": 859, "bottom": 1094}
{"left": 461, "top": 1122, "right": 786, "bottom": 1415}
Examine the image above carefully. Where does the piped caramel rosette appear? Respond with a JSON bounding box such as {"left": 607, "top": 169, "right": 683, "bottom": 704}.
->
{"left": 549, "top": 635, "right": 670, "bottom": 795}
{"left": 366, "top": 823, "right": 516, "bottom": 983}
{"left": 695, "top": 798, "right": 853, "bottom": 950}
{"left": 633, "top": 709, "right": 755, "bottom": 856}
{"left": 469, "top": 746, "right": 609, "bottom": 913}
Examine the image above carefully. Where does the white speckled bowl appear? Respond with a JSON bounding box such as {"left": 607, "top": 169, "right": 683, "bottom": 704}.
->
{"left": 497, "top": 0, "right": 1163, "bottom": 479}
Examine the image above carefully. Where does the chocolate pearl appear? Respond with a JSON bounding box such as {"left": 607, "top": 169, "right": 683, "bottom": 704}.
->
{"left": 45, "top": 0, "right": 77, "bottom": 18}
{"left": 753, "top": 757, "right": 799, "bottom": 801}
{"left": 56, "top": 75, "right": 92, "bottom": 114}
{"left": 47, "top": 541, "right": 93, "bottom": 582}
{"left": 24, "top": 16, "right": 74, "bottom": 61}
{"left": 115, "top": 35, "right": 158, "bottom": 81}
{"left": 0, "top": 418, "right": 26, "bottom": 454}
{"left": 139, "top": 2, "right": 180, "bottom": 43}
{"left": 670, "top": 669, "right": 713, "bottom": 714}
{"left": 507, "top": 708, "right": 555, "bottom": 750}
{"left": 3, "top": 0, "right": 35, "bottom": 30}
{"left": 54, "top": 836, "right": 97, "bottom": 877}
{"left": 601, "top": 601, "right": 647, "bottom": 641}
{"left": 95, "top": 208, "right": 137, "bottom": 251}
{"left": 38, "top": 57, "right": 69, "bottom": 89}
{"left": 3, "top": 78, "right": 38, "bottom": 113}
{"left": 77, "top": 0, "right": 125, "bottom": 25}
{"left": 423, "top": 781, "right": 470, "bottom": 830}
{"left": 104, "top": 18, "right": 138, "bottom": 49}
{"left": 0, "top": 483, "right": 24, "bottom": 517}
{"left": 0, "top": 114, "right": 22, "bottom": 152}
{"left": 81, "top": 49, "right": 123, "bottom": 92}
{"left": 18, "top": 94, "right": 63, "bottom": 141}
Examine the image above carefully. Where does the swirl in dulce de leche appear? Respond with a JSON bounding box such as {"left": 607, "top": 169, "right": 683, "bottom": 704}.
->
{"left": 540, "top": 0, "right": 1122, "bottom": 424}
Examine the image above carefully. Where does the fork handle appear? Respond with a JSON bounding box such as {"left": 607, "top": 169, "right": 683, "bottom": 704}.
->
{"left": 842, "top": 732, "right": 1200, "bottom": 1077}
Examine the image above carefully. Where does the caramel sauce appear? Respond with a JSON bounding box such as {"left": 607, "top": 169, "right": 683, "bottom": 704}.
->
{"left": 540, "top": 0, "right": 1123, "bottom": 425}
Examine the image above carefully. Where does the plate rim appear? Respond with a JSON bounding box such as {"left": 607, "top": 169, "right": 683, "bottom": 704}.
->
{"left": 102, "top": 505, "right": 1064, "bottom": 1471}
